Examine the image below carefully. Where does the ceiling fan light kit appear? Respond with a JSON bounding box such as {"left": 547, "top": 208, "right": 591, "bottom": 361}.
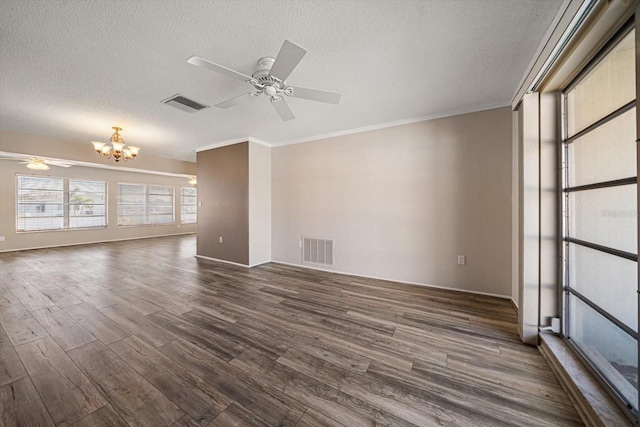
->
{"left": 91, "top": 126, "right": 140, "bottom": 163}
{"left": 25, "top": 159, "right": 50, "bottom": 170}
{"left": 188, "top": 40, "right": 342, "bottom": 121}
{"left": 0, "top": 156, "right": 74, "bottom": 170}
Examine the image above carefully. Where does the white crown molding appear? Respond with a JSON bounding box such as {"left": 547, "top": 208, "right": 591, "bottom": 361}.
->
{"left": 247, "top": 137, "right": 272, "bottom": 148}
{"left": 270, "top": 101, "right": 512, "bottom": 148}
{"left": 195, "top": 136, "right": 274, "bottom": 153}
{"left": 194, "top": 102, "right": 512, "bottom": 153}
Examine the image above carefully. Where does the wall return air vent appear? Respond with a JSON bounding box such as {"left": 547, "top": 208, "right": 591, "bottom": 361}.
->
{"left": 161, "top": 94, "right": 209, "bottom": 113}
{"left": 302, "top": 236, "right": 334, "bottom": 266}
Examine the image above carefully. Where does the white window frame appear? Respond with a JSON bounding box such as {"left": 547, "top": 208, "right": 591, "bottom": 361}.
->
{"left": 180, "top": 186, "right": 197, "bottom": 224}
{"left": 117, "top": 183, "right": 175, "bottom": 227}
{"left": 16, "top": 174, "right": 107, "bottom": 232}
{"left": 560, "top": 22, "right": 638, "bottom": 417}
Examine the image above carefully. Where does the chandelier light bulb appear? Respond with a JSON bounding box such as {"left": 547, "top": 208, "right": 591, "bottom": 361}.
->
{"left": 90, "top": 127, "right": 140, "bottom": 163}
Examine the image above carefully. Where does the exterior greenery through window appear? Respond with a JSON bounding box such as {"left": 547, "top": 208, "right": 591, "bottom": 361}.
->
{"left": 181, "top": 187, "right": 197, "bottom": 224}
{"left": 16, "top": 175, "right": 106, "bottom": 231}
{"left": 117, "top": 183, "right": 174, "bottom": 226}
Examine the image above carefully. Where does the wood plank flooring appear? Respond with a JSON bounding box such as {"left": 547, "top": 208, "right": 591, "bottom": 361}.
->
{"left": 0, "top": 235, "right": 583, "bottom": 426}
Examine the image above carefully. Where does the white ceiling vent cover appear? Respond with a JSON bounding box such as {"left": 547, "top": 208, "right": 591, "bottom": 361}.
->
{"left": 162, "top": 94, "right": 209, "bottom": 113}
{"left": 302, "top": 236, "right": 333, "bottom": 266}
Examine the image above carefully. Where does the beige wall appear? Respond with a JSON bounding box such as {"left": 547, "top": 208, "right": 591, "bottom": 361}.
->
{"left": 249, "top": 142, "right": 272, "bottom": 266}
{"left": 0, "top": 129, "right": 196, "bottom": 176}
{"left": 271, "top": 107, "right": 513, "bottom": 297}
{"left": 196, "top": 142, "right": 249, "bottom": 265}
{"left": 0, "top": 161, "right": 196, "bottom": 253}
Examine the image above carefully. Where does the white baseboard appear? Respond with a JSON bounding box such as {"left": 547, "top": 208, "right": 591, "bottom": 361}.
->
{"left": 195, "top": 254, "right": 261, "bottom": 268}
{"left": 0, "top": 232, "right": 196, "bottom": 253}
{"left": 271, "top": 260, "right": 512, "bottom": 300}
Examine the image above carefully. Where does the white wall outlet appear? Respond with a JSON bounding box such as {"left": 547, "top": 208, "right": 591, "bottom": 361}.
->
{"left": 0, "top": 236, "right": 4, "bottom": 242}
{"left": 457, "top": 255, "right": 466, "bottom": 265}
{"left": 219, "top": 236, "right": 223, "bottom": 243}
{"left": 298, "top": 240, "right": 302, "bottom": 248}
{"left": 198, "top": 201, "right": 203, "bottom": 207}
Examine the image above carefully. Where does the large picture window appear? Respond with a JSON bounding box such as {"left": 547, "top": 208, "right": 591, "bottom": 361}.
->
{"left": 181, "top": 187, "right": 197, "bottom": 224}
{"left": 562, "top": 26, "right": 637, "bottom": 415}
{"left": 117, "top": 183, "right": 174, "bottom": 226}
{"left": 16, "top": 175, "right": 107, "bottom": 231}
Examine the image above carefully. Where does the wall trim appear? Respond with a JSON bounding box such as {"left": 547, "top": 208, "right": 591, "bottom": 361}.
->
{"left": 195, "top": 137, "right": 271, "bottom": 153}
{"left": 194, "top": 254, "right": 252, "bottom": 268}
{"left": 192, "top": 102, "right": 511, "bottom": 153}
{"left": 0, "top": 232, "right": 196, "bottom": 253}
{"left": 511, "top": 0, "right": 592, "bottom": 109}
{"left": 0, "top": 151, "right": 194, "bottom": 178}
{"left": 270, "top": 102, "right": 511, "bottom": 148}
{"left": 271, "top": 260, "right": 512, "bottom": 300}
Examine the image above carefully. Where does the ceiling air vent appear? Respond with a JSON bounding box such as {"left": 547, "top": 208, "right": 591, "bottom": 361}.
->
{"left": 162, "top": 94, "right": 209, "bottom": 113}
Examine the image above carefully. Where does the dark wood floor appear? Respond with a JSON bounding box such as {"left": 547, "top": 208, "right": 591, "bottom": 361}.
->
{"left": 0, "top": 235, "right": 582, "bottom": 426}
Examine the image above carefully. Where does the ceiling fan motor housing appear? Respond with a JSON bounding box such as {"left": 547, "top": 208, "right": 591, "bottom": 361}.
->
{"left": 251, "top": 57, "right": 290, "bottom": 101}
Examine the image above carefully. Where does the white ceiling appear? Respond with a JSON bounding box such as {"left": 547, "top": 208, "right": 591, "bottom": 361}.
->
{"left": 0, "top": 0, "right": 562, "bottom": 162}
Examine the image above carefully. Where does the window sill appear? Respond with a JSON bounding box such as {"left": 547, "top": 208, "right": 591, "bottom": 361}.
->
{"left": 539, "top": 333, "right": 633, "bottom": 426}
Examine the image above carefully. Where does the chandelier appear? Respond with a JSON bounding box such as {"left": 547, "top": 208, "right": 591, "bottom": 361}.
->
{"left": 91, "top": 127, "right": 140, "bottom": 162}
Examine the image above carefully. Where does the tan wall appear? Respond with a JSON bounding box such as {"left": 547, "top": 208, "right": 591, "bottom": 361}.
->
{"left": 196, "top": 142, "right": 249, "bottom": 265}
{"left": 271, "top": 107, "right": 513, "bottom": 297}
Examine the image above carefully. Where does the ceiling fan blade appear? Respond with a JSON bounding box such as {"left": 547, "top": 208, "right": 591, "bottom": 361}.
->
{"left": 214, "top": 92, "right": 254, "bottom": 109}
{"left": 47, "top": 161, "right": 73, "bottom": 168}
{"left": 187, "top": 56, "right": 252, "bottom": 82}
{"left": 289, "top": 86, "right": 342, "bottom": 104}
{"left": 269, "top": 40, "right": 306, "bottom": 81}
{"left": 271, "top": 99, "right": 295, "bottom": 121}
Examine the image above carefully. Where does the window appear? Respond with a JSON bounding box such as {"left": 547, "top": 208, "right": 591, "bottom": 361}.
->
{"left": 181, "top": 187, "right": 197, "bottom": 224}
{"left": 117, "top": 183, "right": 174, "bottom": 226}
{"left": 16, "top": 175, "right": 107, "bottom": 231}
{"left": 562, "top": 26, "right": 637, "bottom": 414}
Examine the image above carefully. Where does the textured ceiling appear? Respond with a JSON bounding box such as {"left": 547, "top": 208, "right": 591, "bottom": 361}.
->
{"left": 0, "top": 0, "right": 562, "bottom": 162}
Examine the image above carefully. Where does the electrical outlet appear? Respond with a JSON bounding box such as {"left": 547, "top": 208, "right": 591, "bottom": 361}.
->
{"left": 0, "top": 236, "right": 4, "bottom": 242}
{"left": 457, "top": 255, "right": 465, "bottom": 265}
{"left": 219, "top": 236, "right": 223, "bottom": 243}
{"left": 198, "top": 201, "right": 203, "bottom": 207}
{"left": 298, "top": 241, "right": 302, "bottom": 248}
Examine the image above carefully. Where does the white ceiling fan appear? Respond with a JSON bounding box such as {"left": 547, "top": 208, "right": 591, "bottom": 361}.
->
{"left": 0, "top": 156, "right": 74, "bottom": 170}
{"left": 188, "top": 40, "right": 342, "bottom": 121}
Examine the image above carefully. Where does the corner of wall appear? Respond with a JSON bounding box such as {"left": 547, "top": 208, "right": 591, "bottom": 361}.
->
{"left": 249, "top": 142, "right": 272, "bottom": 266}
